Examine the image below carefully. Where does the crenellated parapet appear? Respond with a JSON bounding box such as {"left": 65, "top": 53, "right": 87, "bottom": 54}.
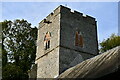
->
{"left": 59, "top": 5, "right": 96, "bottom": 25}
{"left": 39, "top": 5, "right": 96, "bottom": 29}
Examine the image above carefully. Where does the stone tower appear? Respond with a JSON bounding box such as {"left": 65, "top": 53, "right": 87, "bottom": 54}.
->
{"left": 35, "top": 5, "right": 98, "bottom": 78}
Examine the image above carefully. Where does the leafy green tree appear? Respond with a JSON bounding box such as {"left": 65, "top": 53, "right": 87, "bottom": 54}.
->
{"left": 1, "top": 19, "right": 37, "bottom": 79}
{"left": 100, "top": 33, "right": 120, "bottom": 53}
{"left": 1, "top": 20, "right": 12, "bottom": 67}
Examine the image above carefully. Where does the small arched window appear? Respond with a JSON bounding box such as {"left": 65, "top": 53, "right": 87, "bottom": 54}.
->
{"left": 44, "top": 32, "right": 51, "bottom": 50}
{"left": 75, "top": 31, "right": 83, "bottom": 47}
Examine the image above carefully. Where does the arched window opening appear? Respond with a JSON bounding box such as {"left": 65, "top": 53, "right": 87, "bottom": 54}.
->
{"left": 44, "top": 32, "right": 51, "bottom": 50}
{"left": 75, "top": 31, "right": 79, "bottom": 46}
{"left": 75, "top": 31, "right": 83, "bottom": 47}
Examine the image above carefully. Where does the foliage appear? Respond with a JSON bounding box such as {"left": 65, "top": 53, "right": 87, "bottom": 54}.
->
{"left": 1, "top": 19, "right": 37, "bottom": 79}
{"left": 2, "top": 63, "right": 28, "bottom": 80}
{"left": 1, "top": 20, "right": 11, "bottom": 67}
{"left": 100, "top": 34, "right": 120, "bottom": 53}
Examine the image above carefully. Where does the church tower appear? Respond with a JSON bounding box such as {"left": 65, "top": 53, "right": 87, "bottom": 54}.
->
{"left": 35, "top": 5, "right": 98, "bottom": 78}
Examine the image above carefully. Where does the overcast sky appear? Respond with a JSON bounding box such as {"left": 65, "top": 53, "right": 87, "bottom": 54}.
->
{"left": 1, "top": 2, "right": 118, "bottom": 43}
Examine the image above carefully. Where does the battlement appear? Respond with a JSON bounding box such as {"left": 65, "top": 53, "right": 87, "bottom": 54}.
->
{"left": 39, "top": 5, "right": 96, "bottom": 29}
{"left": 39, "top": 5, "right": 61, "bottom": 29}
{"left": 60, "top": 5, "right": 95, "bottom": 19}
{"left": 59, "top": 5, "right": 96, "bottom": 24}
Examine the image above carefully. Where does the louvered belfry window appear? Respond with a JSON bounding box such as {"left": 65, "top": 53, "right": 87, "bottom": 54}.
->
{"left": 75, "top": 31, "right": 83, "bottom": 47}
{"left": 44, "top": 32, "right": 51, "bottom": 50}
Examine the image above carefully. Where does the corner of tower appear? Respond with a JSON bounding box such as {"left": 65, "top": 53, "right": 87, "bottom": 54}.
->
{"left": 38, "top": 5, "right": 61, "bottom": 29}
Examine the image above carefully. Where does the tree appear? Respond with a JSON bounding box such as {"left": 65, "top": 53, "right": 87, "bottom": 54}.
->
{"left": 100, "top": 33, "right": 120, "bottom": 53}
{"left": 1, "top": 20, "right": 12, "bottom": 67}
{"left": 3, "top": 63, "right": 28, "bottom": 80}
{"left": 1, "top": 19, "right": 37, "bottom": 79}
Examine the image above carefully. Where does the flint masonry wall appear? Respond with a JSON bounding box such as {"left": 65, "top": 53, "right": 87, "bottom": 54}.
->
{"left": 59, "top": 6, "right": 98, "bottom": 73}
{"left": 35, "top": 5, "right": 98, "bottom": 78}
